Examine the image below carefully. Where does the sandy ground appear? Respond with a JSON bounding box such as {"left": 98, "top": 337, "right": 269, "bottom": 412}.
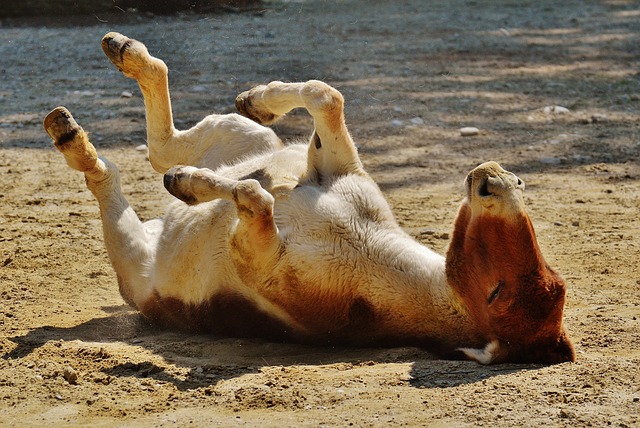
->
{"left": 1, "top": 0, "right": 639, "bottom": 426}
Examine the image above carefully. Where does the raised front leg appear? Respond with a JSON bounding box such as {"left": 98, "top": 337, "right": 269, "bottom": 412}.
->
{"left": 44, "top": 107, "right": 156, "bottom": 308}
{"left": 102, "top": 32, "right": 175, "bottom": 172}
{"left": 236, "top": 81, "right": 364, "bottom": 180}
{"left": 101, "top": 32, "right": 283, "bottom": 174}
{"left": 164, "top": 166, "right": 282, "bottom": 276}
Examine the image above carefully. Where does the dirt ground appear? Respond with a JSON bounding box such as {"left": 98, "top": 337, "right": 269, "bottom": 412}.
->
{"left": 1, "top": 0, "right": 639, "bottom": 426}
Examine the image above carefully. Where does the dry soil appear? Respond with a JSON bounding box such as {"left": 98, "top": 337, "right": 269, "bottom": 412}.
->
{"left": 1, "top": 0, "right": 639, "bottom": 426}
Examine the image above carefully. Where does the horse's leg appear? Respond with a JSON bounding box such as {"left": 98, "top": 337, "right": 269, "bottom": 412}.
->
{"left": 163, "top": 166, "right": 281, "bottom": 275}
{"left": 236, "top": 80, "right": 363, "bottom": 180}
{"left": 101, "top": 32, "right": 282, "bottom": 174}
{"left": 44, "top": 107, "right": 157, "bottom": 308}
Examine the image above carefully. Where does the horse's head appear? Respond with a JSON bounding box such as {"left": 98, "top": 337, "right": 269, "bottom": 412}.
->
{"left": 446, "top": 162, "right": 574, "bottom": 364}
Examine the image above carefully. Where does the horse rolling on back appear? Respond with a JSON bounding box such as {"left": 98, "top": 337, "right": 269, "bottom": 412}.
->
{"left": 43, "top": 32, "right": 575, "bottom": 365}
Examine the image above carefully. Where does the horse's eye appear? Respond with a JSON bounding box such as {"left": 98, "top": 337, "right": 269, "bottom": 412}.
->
{"left": 488, "top": 281, "right": 503, "bottom": 304}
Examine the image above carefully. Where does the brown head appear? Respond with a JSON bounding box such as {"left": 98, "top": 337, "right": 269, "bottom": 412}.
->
{"left": 446, "top": 162, "right": 575, "bottom": 364}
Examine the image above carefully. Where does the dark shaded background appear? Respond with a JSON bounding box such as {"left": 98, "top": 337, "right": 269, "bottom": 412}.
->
{"left": 0, "top": 0, "right": 261, "bottom": 17}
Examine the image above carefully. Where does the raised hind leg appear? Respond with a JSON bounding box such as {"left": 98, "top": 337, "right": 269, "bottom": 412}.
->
{"left": 101, "top": 32, "right": 282, "bottom": 174}
{"left": 235, "top": 80, "right": 364, "bottom": 180}
{"left": 44, "top": 107, "right": 156, "bottom": 308}
{"left": 163, "top": 166, "right": 281, "bottom": 278}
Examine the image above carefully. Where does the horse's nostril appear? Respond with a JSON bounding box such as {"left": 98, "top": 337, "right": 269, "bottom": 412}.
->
{"left": 163, "top": 173, "right": 174, "bottom": 191}
{"left": 478, "top": 179, "right": 491, "bottom": 197}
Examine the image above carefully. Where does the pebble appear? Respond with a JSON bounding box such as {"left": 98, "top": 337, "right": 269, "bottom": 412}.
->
{"left": 73, "top": 90, "right": 95, "bottom": 97}
{"left": 63, "top": 366, "right": 78, "bottom": 385}
{"left": 459, "top": 127, "right": 479, "bottom": 137}
{"left": 120, "top": 90, "right": 133, "bottom": 98}
{"left": 543, "top": 105, "right": 570, "bottom": 115}
{"left": 410, "top": 117, "right": 424, "bottom": 125}
{"left": 391, "top": 119, "right": 404, "bottom": 127}
{"left": 135, "top": 144, "right": 148, "bottom": 152}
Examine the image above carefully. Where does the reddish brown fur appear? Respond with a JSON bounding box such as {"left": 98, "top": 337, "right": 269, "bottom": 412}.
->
{"left": 140, "top": 291, "right": 294, "bottom": 341}
{"left": 446, "top": 202, "right": 575, "bottom": 363}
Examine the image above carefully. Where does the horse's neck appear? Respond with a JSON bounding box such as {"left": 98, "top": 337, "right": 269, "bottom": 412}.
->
{"left": 371, "top": 232, "right": 478, "bottom": 346}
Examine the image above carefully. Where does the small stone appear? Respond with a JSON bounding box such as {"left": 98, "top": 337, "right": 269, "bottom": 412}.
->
{"left": 543, "top": 105, "right": 570, "bottom": 115}
{"left": 554, "top": 221, "right": 564, "bottom": 226}
{"left": 63, "top": 366, "right": 78, "bottom": 385}
{"left": 590, "top": 113, "right": 608, "bottom": 123}
{"left": 120, "top": 90, "right": 133, "bottom": 98}
{"left": 74, "top": 90, "right": 95, "bottom": 97}
{"left": 135, "top": 144, "right": 147, "bottom": 152}
{"left": 391, "top": 119, "right": 404, "bottom": 127}
{"left": 459, "top": 127, "right": 479, "bottom": 137}
{"left": 410, "top": 117, "right": 424, "bottom": 125}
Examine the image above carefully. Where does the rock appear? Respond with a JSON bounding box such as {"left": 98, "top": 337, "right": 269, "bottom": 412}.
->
{"left": 391, "top": 119, "right": 404, "bottom": 127}
{"left": 459, "top": 127, "right": 479, "bottom": 137}
{"left": 590, "top": 113, "right": 608, "bottom": 123}
{"left": 120, "top": 90, "right": 133, "bottom": 98}
{"left": 543, "top": 105, "right": 570, "bottom": 115}
{"left": 73, "top": 90, "right": 95, "bottom": 97}
{"left": 63, "top": 366, "right": 78, "bottom": 385}
{"left": 410, "top": 117, "right": 424, "bottom": 125}
{"left": 135, "top": 144, "right": 148, "bottom": 152}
